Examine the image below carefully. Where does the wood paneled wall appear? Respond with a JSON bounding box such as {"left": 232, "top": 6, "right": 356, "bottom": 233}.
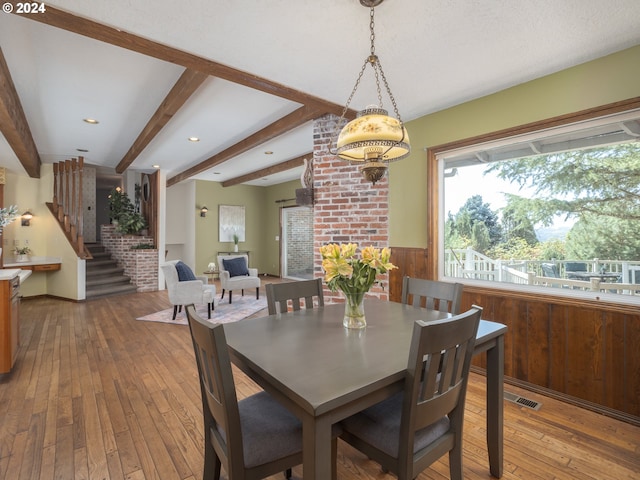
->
{"left": 390, "top": 246, "right": 640, "bottom": 424}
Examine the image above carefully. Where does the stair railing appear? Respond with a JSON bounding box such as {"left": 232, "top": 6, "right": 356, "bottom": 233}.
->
{"left": 49, "top": 157, "right": 89, "bottom": 259}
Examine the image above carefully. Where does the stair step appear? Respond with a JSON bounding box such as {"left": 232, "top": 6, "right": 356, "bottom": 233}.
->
{"left": 87, "top": 258, "right": 119, "bottom": 268}
{"left": 88, "top": 251, "right": 112, "bottom": 260}
{"left": 86, "top": 266, "right": 125, "bottom": 278}
{"left": 86, "top": 275, "right": 132, "bottom": 287}
{"left": 86, "top": 283, "right": 138, "bottom": 300}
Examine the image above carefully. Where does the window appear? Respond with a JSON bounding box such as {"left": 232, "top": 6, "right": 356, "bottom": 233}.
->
{"left": 435, "top": 108, "right": 640, "bottom": 302}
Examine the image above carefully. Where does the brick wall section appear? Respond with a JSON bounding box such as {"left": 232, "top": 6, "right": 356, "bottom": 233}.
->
{"left": 313, "top": 115, "right": 391, "bottom": 304}
{"left": 100, "top": 225, "right": 158, "bottom": 292}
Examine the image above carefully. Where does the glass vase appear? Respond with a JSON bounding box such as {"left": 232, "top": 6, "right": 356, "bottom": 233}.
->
{"left": 342, "top": 291, "right": 366, "bottom": 329}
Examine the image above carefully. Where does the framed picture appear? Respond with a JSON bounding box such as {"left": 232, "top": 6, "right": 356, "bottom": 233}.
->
{"left": 219, "top": 205, "right": 245, "bottom": 242}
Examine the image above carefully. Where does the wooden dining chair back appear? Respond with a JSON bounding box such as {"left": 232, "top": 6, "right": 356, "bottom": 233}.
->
{"left": 340, "top": 306, "right": 482, "bottom": 480}
{"left": 185, "top": 305, "right": 305, "bottom": 479}
{"left": 401, "top": 276, "right": 464, "bottom": 314}
{"left": 266, "top": 278, "right": 325, "bottom": 315}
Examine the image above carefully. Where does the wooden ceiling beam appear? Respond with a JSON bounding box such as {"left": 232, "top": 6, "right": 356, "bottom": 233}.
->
{"left": 167, "top": 105, "right": 319, "bottom": 187}
{"left": 0, "top": 47, "right": 41, "bottom": 178}
{"left": 115, "top": 68, "right": 208, "bottom": 173}
{"left": 222, "top": 153, "right": 311, "bottom": 187}
{"left": 18, "top": 8, "right": 353, "bottom": 118}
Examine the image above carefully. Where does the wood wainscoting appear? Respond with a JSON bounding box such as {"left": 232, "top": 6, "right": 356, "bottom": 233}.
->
{"left": 390, "top": 246, "right": 640, "bottom": 425}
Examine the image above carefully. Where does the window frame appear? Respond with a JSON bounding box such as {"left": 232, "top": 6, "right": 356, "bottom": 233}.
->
{"left": 426, "top": 97, "right": 640, "bottom": 306}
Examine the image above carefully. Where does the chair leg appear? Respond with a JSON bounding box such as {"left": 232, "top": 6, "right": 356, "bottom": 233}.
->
{"left": 284, "top": 468, "right": 292, "bottom": 479}
{"left": 449, "top": 443, "right": 464, "bottom": 480}
{"left": 207, "top": 303, "right": 211, "bottom": 319}
{"left": 220, "top": 289, "right": 225, "bottom": 299}
{"left": 256, "top": 286, "right": 259, "bottom": 299}
{"left": 203, "top": 428, "right": 221, "bottom": 480}
{"left": 331, "top": 437, "right": 338, "bottom": 480}
{"left": 229, "top": 291, "right": 233, "bottom": 304}
{"left": 172, "top": 305, "right": 178, "bottom": 320}
{"left": 241, "top": 288, "right": 245, "bottom": 296}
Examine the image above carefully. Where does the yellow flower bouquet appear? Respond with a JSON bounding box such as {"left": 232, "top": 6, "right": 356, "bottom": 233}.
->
{"left": 320, "top": 243, "right": 396, "bottom": 328}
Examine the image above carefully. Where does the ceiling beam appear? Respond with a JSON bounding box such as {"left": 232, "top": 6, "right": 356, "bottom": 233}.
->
{"left": 18, "top": 8, "right": 353, "bottom": 118}
{"left": 222, "top": 152, "right": 311, "bottom": 187}
{"left": 167, "top": 105, "right": 320, "bottom": 187}
{"left": 115, "top": 68, "right": 208, "bottom": 173}
{"left": 0, "top": 47, "right": 41, "bottom": 178}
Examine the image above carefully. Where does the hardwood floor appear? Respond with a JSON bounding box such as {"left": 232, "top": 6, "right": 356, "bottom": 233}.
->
{"left": 1, "top": 283, "right": 639, "bottom": 479}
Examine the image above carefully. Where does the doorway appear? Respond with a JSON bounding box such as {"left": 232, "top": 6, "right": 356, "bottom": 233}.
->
{"left": 281, "top": 206, "right": 313, "bottom": 280}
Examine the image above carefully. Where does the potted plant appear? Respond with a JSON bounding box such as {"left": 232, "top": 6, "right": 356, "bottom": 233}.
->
{"left": 14, "top": 246, "right": 32, "bottom": 262}
{"left": 108, "top": 187, "right": 147, "bottom": 235}
{"left": 233, "top": 233, "right": 239, "bottom": 252}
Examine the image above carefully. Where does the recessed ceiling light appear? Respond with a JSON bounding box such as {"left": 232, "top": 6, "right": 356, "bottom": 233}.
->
{"left": 152, "top": 164, "right": 160, "bottom": 169}
{"left": 188, "top": 136, "right": 200, "bottom": 142}
{"left": 213, "top": 172, "right": 221, "bottom": 175}
{"left": 83, "top": 118, "right": 99, "bottom": 124}
{"left": 76, "top": 148, "right": 89, "bottom": 152}
{"left": 264, "top": 151, "right": 274, "bottom": 155}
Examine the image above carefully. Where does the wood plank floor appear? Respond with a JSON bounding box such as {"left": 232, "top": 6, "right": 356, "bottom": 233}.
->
{"left": 1, "top": 283, "right": 639, "bottom": 479}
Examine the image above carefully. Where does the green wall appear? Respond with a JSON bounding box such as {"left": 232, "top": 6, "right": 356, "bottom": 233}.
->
{"left": 194, "top": 179, "right": 299, "bottom": 276}
{"left": 389, "top": 45, "right": 640, "bottom": 248}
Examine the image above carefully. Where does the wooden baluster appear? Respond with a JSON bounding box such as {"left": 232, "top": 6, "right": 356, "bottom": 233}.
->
{"left": 64, "top": 159, "right": 71, "bottom": 232}
{"left": 77, "top": 157, "right": 84, "bottom": 254}
{"left": 57, "top": 161, "right": 65, "bottom": 223}
{"left": 70, "top": 159, "right": 77, "bottom": 241}
{"left": 52, "top": 163, "right": 59, "bottom": 215}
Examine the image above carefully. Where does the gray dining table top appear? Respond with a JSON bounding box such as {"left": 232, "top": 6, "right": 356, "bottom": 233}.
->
{"left": 223, "top": 299, "right": 506, "bottom": 417}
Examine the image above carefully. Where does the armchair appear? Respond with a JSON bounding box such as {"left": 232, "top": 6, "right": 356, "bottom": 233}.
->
{"left": 161, "top": 260, "right": 216, "bottom": 320}
{"left": 217, "top": 254, "right": 260, "bottom": 304}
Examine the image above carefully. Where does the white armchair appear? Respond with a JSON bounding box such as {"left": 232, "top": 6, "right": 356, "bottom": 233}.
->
{"left": 217, "top": 254, "right": 260, "bottom": 304}
{"left": 161, "top": 260, "right": 216, "bottom": 320}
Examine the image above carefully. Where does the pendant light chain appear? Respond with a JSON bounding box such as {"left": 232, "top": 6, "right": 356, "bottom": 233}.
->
{"left": 330, "top": 5, "right": 402, "bottom": 152}
{"left": 369, "top": 6, "right": 403, "bottom": 125}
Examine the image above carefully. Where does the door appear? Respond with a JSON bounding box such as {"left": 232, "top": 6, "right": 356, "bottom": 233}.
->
{"left": 281, "top": 206, "right": 313, "bottom": 280}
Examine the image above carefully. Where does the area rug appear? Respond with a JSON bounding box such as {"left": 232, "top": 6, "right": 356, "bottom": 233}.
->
{"left": 136, "top": 295, "right": 267, "bottom": 325}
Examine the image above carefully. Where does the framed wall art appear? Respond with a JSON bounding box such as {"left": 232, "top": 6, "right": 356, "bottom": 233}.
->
{"left": 218, "top": 205, "right": 245, "bottom": 242}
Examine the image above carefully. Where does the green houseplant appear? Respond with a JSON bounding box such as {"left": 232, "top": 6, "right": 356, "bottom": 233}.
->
{"left": 108, "top": 187, "right": 147, "bottom": 235}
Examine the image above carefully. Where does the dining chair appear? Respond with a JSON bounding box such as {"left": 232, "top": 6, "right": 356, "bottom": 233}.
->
{"left": 265, "top": 278, "right": 325, "bottom": 314}
{"left": 339, "top": 305, "right": 482, "bottom": 480}
{"left": 185, "top": 304, "right": 338, "bottom": 480}
{"left": 401, "top": 276, "right": 463, "bottom": 314}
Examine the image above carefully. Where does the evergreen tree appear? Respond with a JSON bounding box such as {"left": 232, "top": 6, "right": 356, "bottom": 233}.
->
{"left": 487, "top": 142, "right": 640, "bottom": 259}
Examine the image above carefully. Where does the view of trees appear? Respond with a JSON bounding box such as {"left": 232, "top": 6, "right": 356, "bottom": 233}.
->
{"left": 445, "top": 142, "right": 640, "bottom": 261}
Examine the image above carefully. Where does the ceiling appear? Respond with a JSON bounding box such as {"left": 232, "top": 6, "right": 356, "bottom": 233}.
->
{"left": 1, "top": 0, "right": 639, "bottom": 187}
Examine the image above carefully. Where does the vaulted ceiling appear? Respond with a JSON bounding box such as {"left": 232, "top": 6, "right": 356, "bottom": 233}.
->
{"left": 1, "top": 0, "right": 639, "bottom": 187}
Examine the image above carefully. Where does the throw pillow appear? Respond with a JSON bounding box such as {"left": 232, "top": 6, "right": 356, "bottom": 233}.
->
{"left": 223, "top": 257, "right": 249, "bottom": 277}
{"left": 175, "top": 261, "right": 197, "bottom": 281}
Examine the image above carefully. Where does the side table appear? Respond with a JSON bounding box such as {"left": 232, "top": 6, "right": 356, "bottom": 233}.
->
{"left": 203, "top": 269, "right": 220, "bottom": 282}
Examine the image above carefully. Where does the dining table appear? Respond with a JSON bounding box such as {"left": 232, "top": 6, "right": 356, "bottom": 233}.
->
{"left": 223, "top": 298, "right": 507, "bottom": 479}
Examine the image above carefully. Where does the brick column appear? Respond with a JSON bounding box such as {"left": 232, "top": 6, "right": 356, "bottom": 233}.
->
{"left": 313, "top": 114, "right": 391, "bottom": 303}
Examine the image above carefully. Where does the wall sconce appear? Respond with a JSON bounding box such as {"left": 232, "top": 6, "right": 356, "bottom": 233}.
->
{"left": 200, "top": 206, "right": 208, "bottom": 217}
{"left": 21, "top": 210, "right": 33, "bottom": 226}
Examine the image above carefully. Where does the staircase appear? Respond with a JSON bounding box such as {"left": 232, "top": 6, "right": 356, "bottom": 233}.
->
{"left": 85, "top": 243, "right": 138, "bottom": 299}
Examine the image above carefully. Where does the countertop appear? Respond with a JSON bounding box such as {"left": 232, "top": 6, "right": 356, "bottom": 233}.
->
{"left": 0, "top": 268, "right": 32, "bottom": 283}
{"left": 3, "top": 256, "right": 62, "bottom": 268}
